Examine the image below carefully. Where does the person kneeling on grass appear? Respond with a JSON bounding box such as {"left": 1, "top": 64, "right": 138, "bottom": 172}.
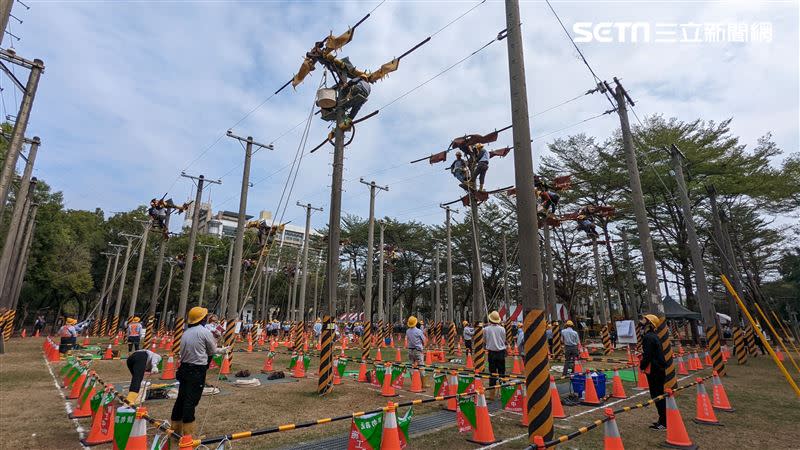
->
{"left": 170, "top": 307, "right": 230, "bottom": 445}
{"left": 126, "top": 349, "right": 162, "bottom": 404}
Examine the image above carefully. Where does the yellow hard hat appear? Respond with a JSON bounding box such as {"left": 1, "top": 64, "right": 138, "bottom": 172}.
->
{"left": 565, "top": 320, "right": 574, "bottom": 327}
{"left": 407, "top": 316, "right": 418, "bottom": 328}
{"left": 488, "top": 311, "right": 502, "bottom": 324}
{"left": 462, "top": 320, "right": 468, "bottom": 326}
{"left": 642, "top": 314, "right": 661, "bottom": 328}
{"left": 66, "top": 318, "right": 77, "bottom": 325}
{"left": 315, "top": 318, "right": 321, "bottom": 323}
{"left": 419, "top": 320, "right": 424, "bottom": 325}
{"left": 131, "top": 317, "right": 141, "bottom": 323}
{"left": 188, "top": 306, "right": 209, "bottom": 325}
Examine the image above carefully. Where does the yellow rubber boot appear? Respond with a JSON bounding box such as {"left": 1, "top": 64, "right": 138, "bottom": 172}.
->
{"left": 125, "top": 391, "right": 139, "bottom": 405}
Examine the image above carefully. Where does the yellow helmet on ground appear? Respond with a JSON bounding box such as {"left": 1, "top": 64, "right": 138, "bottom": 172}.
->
{"left": 407, "top": 316, "right": 418, "bottom": 328}
{"left": 565, "top": 320, "right": 574, "bottom": 327}
{"left": 488, "top": 311, "right": 502, "bottom": 324}
{"left": 642, "top": 314, "right": 661, "bottom": 328}
{"left": 188, "top": 306, "right": 208, "bottom": 325}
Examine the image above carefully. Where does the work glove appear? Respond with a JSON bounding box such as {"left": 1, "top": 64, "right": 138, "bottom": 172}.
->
{"left": 151, "top": 367, "right": 159, "bottom": 375}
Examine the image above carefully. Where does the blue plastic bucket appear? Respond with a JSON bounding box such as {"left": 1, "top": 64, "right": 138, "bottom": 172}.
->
{"left": 570, "top": 372, "right": 607, "bottom": 398}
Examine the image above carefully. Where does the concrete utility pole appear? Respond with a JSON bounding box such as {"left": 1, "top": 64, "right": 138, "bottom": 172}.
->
{"left": 345, "top": 259, "right": 353, "bottom": 317}
{"left": 359, "top": 178, "right": 388, "bottom": 324}
{"left": 502, "top": 233, "right": 510, "bottom": 312}
{"left": 0, "top": 52, "right": 43, "bottom": 219}
{"left": 296, "top": 202, "right": 322, "bottom": 324}
{"left": 619, "top": 228, "right": 639, "bottom": 318}
{"left": 110, "top": 234, "right": 137, "bottom": 334}
{"left": 144, "top": 216, "right": 169, "bottom": 349}
{"left": 542, "top": 222, "right": 557, "bottom": 320}
{"left": 103, "top": 245, "right": 125, "bottom": 335}
{"left": 707, "top": 187, "right": 741, "bottom": 325}
{"left": 198, "top": 244, "right": 216, "bottom": 306}
{"left": 591, "top": 237, "right": 608, "bottom": 325}
{"left": 219, "top": 238, "right": 234, "bottom": 316}
{"left": 0, "top": 0, "right": 14, "bottom": 47}
{"left": 440, "top": 205, "right": 457, "bottom": 323}
{"left": 0, "top": 137, "right": 39, "bottom": 301}
{"left": 0, "top": 175, "right": 35, "bottom": 306}
{"left": 174, "top": 173, "right": 220, "bottom": 354}
{"left": 95, "top": 252, "right": 115, "bottom": 335}
{"left": 377, "top": 222, "right": 385, "bottom": 322}
{"left": 611, "top": 78, "right": 662, "bottom": 314}
{"left": 9, "top": 202, "right": 37, "bottom": 311}
{"left": 468, "top": 195, "right": 488, "bottom": 320}
{"left": 312, "top": 249, "right": 323, "bottom": 319}
{"left": 224, "top": 131, "right": 272, "bottom": 348}
{"left": 503, "top": 0, "right": 550, "bottom": 441}
{"left": 434, "top": 248, "right": 441, "bottom": 324}
{"left": 289, "top": 248, "right": 301, "bottom": 321}
{"left": 670, "top": 145, "right": 724, "bottom": 374}
{"left": 127, "top": 221, "right": 151, "bottom": 320}
{"left": 160, "top": 260, "right": 177, "bottom": 330}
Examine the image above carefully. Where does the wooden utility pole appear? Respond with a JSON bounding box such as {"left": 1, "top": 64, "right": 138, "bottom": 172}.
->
{"left": 440, "top": 205, "right": 457, "bottom": 323}
{"left": 619, "top": 227, "right": 639, "bottom": 318}
{"left": 0, "top": 52, "right": 43, "bottom": 219}
{"left": 503, "top": 0, "right": 551, "bottom": 441}
{"left": 502, "top": 234, "right": 510, "bottom": 312}
{"left": 360, "top": 178, "right": 388, "bottom": 325}
{"left": 670, "top": 145, "right": 724, "bottom": 374}
{"left": 0, "top": 137, "right": 39, "bottom": 302}
{"left": 468, "top": 196, "right": 488, "bottom": 321}
{"left": 198, "top": 244, "right": 216, "bottom": 306}
{"left": 160, "top": 260, "right": 177, "bottom": 331}
{"left": 434, "top": 247, "right": 441, "bottom": 324}
{"left": 224, "top": 132, "right": 272, "bottom": 350}
{"left": 126, "top": 220, "right": 151, "bottom": 320}
{"left": 8, "top": 202, "right": 36, "bottom": 313}
{"left": 175, "top": 173, "right": 220, "bottom": 354}
{"left": 297, "top": 202, "right": 323, "bottom": 324}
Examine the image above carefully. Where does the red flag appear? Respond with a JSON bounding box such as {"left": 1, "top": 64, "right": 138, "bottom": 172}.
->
{"left": 429, "top": 151, "right": 447, "bottom": 164}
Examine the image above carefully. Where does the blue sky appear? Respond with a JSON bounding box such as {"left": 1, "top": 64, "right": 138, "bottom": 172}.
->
{"left": 6, "top": 0, "right": 798, "bottom": 231}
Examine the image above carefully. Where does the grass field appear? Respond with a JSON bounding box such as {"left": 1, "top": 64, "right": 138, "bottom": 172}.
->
{"left": 1, "top": 337, "right": 798, "bottom": 450}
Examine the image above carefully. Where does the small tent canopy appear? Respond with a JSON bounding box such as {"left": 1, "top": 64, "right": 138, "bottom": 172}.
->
{"left": 662, "top": 295, "right": 702, "bottom": 320}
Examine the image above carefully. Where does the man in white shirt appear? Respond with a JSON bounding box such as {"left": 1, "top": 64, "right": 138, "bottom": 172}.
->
{"left": 484, "top": 311, "right": 507, "bottom": 396}
{"left": 561, "top": 320, "right": 580, "bottom": 376}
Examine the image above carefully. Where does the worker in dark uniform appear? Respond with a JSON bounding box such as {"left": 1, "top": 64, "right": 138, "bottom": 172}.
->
{"left": 170, "top": 307, "right": 229, "bottom": 446}
{"left": 640, "top": 314, "right": 667, "bottom": 430}
{"left": 126, "top": 349, "right": 161, "bottom": 404}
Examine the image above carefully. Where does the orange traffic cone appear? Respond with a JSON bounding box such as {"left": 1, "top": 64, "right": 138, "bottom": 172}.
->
{"left": 664, "top": 389, "right": 698, "bottom": 449}
{"left": 103, "top": 344, "right": 113, "bottom": 360}
{"left": 574, "top": 360, "right": 584, "bottom": 374}
{"left": 776, "top": 348, "right": 785, "bottom": 362}
{"left": 425, "top": 350, "right": 433, "bottom": 366}
{"left": 520, "top": 385, "right": 529, "bottom": 426}
{"left": 246, "top": 340, "right": 253, "bottom": 353}
{"left": 375, "top": 348, "right": 383, "bottom": 362}
{"left": 381, "top": 364, "right": 398, "bottom": 397}
{"left": 456, "top": 343, "right": 463, "bottom": 357}
{"left": 292, "top": 355, "right": 306, "bottom": 378}
{"left": 409, "top": 367, "right": 424, "bottom": 393}
{"left": 610, "top": 370, "right": 627, "bottom": 399}
{"left": 446, "top": 371, "right": 458, "bottom": 411}
{"left": 34, "top": 329, "right": 40, "bottom": 337}
{"left": 357, "top": 360, "right": 368, "bottom": 382}
{"left": 82, "top": 335, "right": 90, "bottom": 346}
{"left": 511, "top": 355, "right": 522, "bottom": 375}
{"left": 160, "top": 355, "right": 176, "bottom": 380}
{"left": 634, "top": 368, "right": 649, "bottom": 390}
{"left": 395, "top": 348, "right": 402, "bottom": 363}
{"left": 261, "top": 354, "right": 274, "bottom": 373}
{"left": 677, "top": 355, "right": 689, "bottom": 375}
{"left": 603, "top": 408, "right": 625, "bottom": 450}
{"left": 466, "top": 352, "right": 474, "bottom": 370}
{"left": 380, "top": 402, "right": 403, "bottom": 450}
{"left": 220, "top": 354, "right": 232, "bottom": 375}
{"left": 693, "top": 378, "right": 721, "bottom": 426}
{"left": 68, "top": 369, "right": 87, "bottom": 399}
{"left": 121, "top": 407, "right": 149, "bottom": 450}
{"left": 692, "top": 352, "right": 702, "bottom": 370}
{"left": 704, "top": 351, "right": 713, "bottom": 366}
{"left": 81, "top": 387, "right": 116, "bottom": 446}
{"left": 270, "top": 340, "right": 277, "bottom": 352}
{"left": 466, "top": 386, "right": 497, "bottom": 444}
{"left": 550, "top": 375, "right": 568, "bottom": 419}
{"left": 70, "top": 376, "right": 96, "bottom": 419}
{"left": 711, "top": 371, "right": 735, "bottom": 412}
{"left": 333, "top": 359, "right": 342, "bottom": 386}
{"left": 581, "top": 371, "right": 602, "bottom": 406}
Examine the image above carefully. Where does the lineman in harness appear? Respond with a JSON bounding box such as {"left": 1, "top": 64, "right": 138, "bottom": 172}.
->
{"left": 575, "top": 205, "right": 600, "bottom": 238}
{"left": 148, "top": 198, "right": 190, "bottom": 239}
{"left": 469, "top": 143, "right": 489, "bottom": 192}
{"left": 447, "top": 150, "right": 471, "bottom": 189}
{"left": 319, "top": 57, "right": 371, "bottom": 127}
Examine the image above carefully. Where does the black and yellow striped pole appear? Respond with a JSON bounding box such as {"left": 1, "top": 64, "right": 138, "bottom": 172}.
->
{"left": 745, "top": 324, "right": 758, "bottom": 357}
{"left": 317, "top": 315, "right": 334, "bottom": 395}
{"left": 551, "top": 322, "right": 562, "bottom": 358}
{"left": 447, "top": 321, "right": 456, "bottom": 355}
{"left": 733, "top": 326, "right": 747, "bottom": 364}
{"left": 706, "top": 325, "right": 725, "bottom": 376}
{"left": 656, "top": 320, "right": 677, "bottom": 389}
{"left": 524, "top": 309, "right": 553, "bottom": 441}
{"left": 142, "top": 315, "right": 156, "bottom": 350}
{"left": 1, "top": 309, "right": 13, "bottom": 341}
{"left": 505, "top": 318, "right": 514, "bottom": 350}
{"left": 361, "top": 321, "right": 371, "bottom": 362}
{"left": 473, "top": 325, "right": 486, "bottom": 373}
{"left": 601, "top": 324, "right": 612, "bottom": 355}
{"left": 100, "top": 316, "right": 108, "bottom": 337}
{"left": 109, "top": 315, "right": 120, "bottom": 338}
{"left": 171, "top": 317, "right": 185, "bottom": 355}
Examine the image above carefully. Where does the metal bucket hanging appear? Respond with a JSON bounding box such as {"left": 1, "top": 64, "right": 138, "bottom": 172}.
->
{"left": 315, "top": 88, "right": 337, "bottom": 109}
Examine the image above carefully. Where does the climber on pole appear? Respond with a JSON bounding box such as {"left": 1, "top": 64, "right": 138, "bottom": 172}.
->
{"left": 575, "top": 205, "right": 600, "bottom": 239}
{"left": 469, "top": 143, "right": 489, "bottom": 191}
{"left": 538, "top": 189, "right": 560, "bottom": 214}
{"left": 447, "top": 150, "right": 471, "bottom": 189}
